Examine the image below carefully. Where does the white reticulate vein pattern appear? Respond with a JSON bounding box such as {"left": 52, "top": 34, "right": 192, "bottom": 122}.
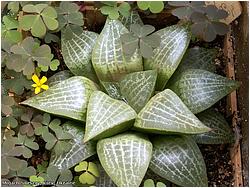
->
{"left": 48, "top": 70, "right": 73, "bottom": 87}
{"left": 150, "top": 135, "right": 208, "bottom": 187}
{"left": 169, "top": 69, "right": 240, "bottom": 114}
{"left": 97, "top": 133, "right": 152, "bottom": 187}
{"left": 21, "top": 76, "right": 99, "bottom": 121}
{"left": 92, "top": 19, "right": 143, "bottom": 82}
{"left": 62, "top": 31, "right": 99, "bottom": 82}
{"left": 84, "top": 91, "right": 136, "bottom": 142}
{"left": 119, "top": 70, "right": 157, "bottom": 113}
{"left": 134, "top": 89, "right": 210, "bottom": 134}
{"left": 144, "top": 24, "right": 191, "bottom": 90}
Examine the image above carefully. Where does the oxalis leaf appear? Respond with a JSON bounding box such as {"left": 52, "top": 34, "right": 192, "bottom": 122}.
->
{"left": 21, "top": 76, "right": 99, "bottom": 121}
{"left": 84, "top": 91, "right": 137, "bottom": 142}
{"left": 92, "top": 19, "right": 143, "bottom": 82}
{"left": 61, "top": 30, "right": 99, "bottom": 82}
{"left": 48, "top": 70, "right": 73, "bottom": 87}
{"left": 191, "top": 108, "right": 235, "bottom": 144}
{"left": 50, "top": 121, "right": 96, "bottom": 171}
{"left": 119, "top": 70, "right": 157, "bottom": 113}
{"left": 168, "top": 69, "right": 240, "bottom": 114}
{"left": 149, "top": 135, "right": 208, "bottom": 187}
{"left": 97, "top": 132, "right": 152, "bottom": 187}
{"left": 144, "top": 24, "right": 191, "bottom": 90}
{"left": 134, "top": 89, "right": 210, "bottom": 134}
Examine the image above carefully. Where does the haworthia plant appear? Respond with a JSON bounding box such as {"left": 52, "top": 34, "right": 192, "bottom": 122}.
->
{"left": 48, "top": 70, "right": 73, "bottom": 87}
{"left": 144, "top": 24, "right": 191, "bottom": 90}
{"left": 84, "top": 91, "right": 137, "bottom": 142}
{"left": 21, "top": 76, "right": 99, "bottom": 121}
{"left": 150, "top": 135, "right": 208, "bottom": 187}
{"left": 134, "top": 89, "right": 211, "bottom": 134}
{"left": 100, "top": 81, "right": 123, "bottom": 100}
{"left": 119, "top": 10, "right": 144, "bottom": 30}
{"left": 167, "top": 47, "right": 217, "bottom": 86}
{"left": 192, "top": 108, "right": 235, "bottom": 144}
{"left": 92, "top": 19, "right": 143, "bottom": 82}
{"left": 61, "top": 30, "right": 99, "bottom": 82}
{"left": 95, "top": 162, "right": 116, "bottom": 187}
{"left": 97, "top": 132, "right": 152, "bottom": 187}
{"left": 49, "top": 121, "right": 96, "bottom": 171}
{"left": 119, "top": 70, "right": 157, "bottom": 113}
{"left": 169, "top": 69, "right": 240, "bottom": 114}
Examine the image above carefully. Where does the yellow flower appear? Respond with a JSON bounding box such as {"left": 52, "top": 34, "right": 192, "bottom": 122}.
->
{"left": 31, "top": 74, "right": 49, "bottom": 94}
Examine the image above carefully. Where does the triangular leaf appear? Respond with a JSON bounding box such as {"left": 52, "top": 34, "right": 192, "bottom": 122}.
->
{"left": 168, "top": 69, "right": 240, "bottom": 114}
{"left": 134, "top": 89, "right": 210, "bottom": 134}
{"left": 48, "top": 70, "right": 73, "bottom": 87}
{"left": 119, "top": 11, "right": 144, "bottom": 30}
{"left": 97, "top": 132, "right": 152, "bottom": 187}
{"left": 149, "top": 135, "right": 208, "bottom": 187}
{"left": 49, "top": 121, "right": 96, "bottom": 171}
{"left": 84, "top": 91, "right": 137, "bottom": 142}
{"left": 144, "top": 24, "right": 191, "bottom": 90}
{"left": 92, "top": 19, "right": 143, "bottom": 82}
{"left": 21, "top": 76, "right": 99, "bottom": 121}
{"left": 191, "top": 108, "right": 235, "bottom": 144}
{"left": 95, "top": 162, "right": 116, "bottom": 187}
{"left": 61, "top": 30, "right": 99, "bottom": 82}
{"left": 100, "top": 81, "right": 124, "bottom": 100}
{"left": 119, "top": 70, "right": 157, "bottom": 113}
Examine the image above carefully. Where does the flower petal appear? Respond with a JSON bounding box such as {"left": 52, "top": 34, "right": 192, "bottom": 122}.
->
{"left": 41, "top": 85, "right": 49, "bottom": 90}
{"left": 35, "top": 87, "right": 41, "bottom": 94}
{"left": 32, "top": 74, "right": 40, "bottom": 85}
{"left": 32, "top": 84, "right": 37, "bottom": 88}
{"left": 40, "top": 76, "right": 47, "bottom": 84}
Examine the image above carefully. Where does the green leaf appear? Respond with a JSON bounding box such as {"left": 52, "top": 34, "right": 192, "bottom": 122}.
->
{"left": 169, "top": 69, "right": 240, "bottom": 114}
{"left": 156, "top": 182, "right": 166, "bottom": 187}
{"left": 17, "top": 166, "right": 36, "bottom": 178}
{"left": 95, "top": 162, "right": 116, "bottom": 187}
{"left": 8, "top": 2, "right": 20, "bottom": 13}
{"left": 2, "top": 16, "right": 22, "bottom": 43}
{"left": 100, "top": 81, "right": 123, "bottom": 100}
{"left": 49, "top": 121, "right": 96, "bottom": 171}
{"left": 84, "top": 91, "right": 137, "bottom": 142}
{"left": 2, "top": 116, "right": 18, "bottom": 128}
{"left": 61, "top": 30, "right": 99, "bottom": 82}
{"left": 144, "top": 24, "right": 191, "bottom": 90}
{"left": 119, "top": 70, "right": 157, "bottom": 113}
{"left": 134, "top": 89, "right": 210, "bottom": 134}
{"left": 118, "top": 2, "right": 131, "bottom": 18}
{"left": 21, "top": 76, "right": 99, "bottom": 121}
{"left": 119, "top": 11, "right": 144, "bottom": 31}
{"left": 79, "top": 171, "right": 96, "bottom": 185}
{"left": 48, "top": 70, "right": 73, "bottom": 87}
{"left": 88, "top": 162, "right": 99, "bottom": 177}
{"left": 40, "top": 6, "right": 58, "bottom": 30}
{"left": 137, "top": 1, "right": 164, "bottom": 13}
{"left": 137, "top": 1, "right": 150, "bottom": 11}
{"left": 97, "top": 132, "right": 153, "bottom": 187}
{"left": 29, "top": 175, "right": 45, "bottom": 183}
{"left": 75, "top": 161, "right": 88, "bottom": 172}
{"left": 144, "top": 179, "right": 155, "bottom": 187}
{"left": 149, "top": 135, "right": 208, "bottom": 187}
{"left": 92, "top": 19, "right": 143, "bottom": 82}
{"left": 50, "top": 59, "right": 60, "bottom": 71}
{"left": 191, "top": 108, "right": 235, "bottom": 144}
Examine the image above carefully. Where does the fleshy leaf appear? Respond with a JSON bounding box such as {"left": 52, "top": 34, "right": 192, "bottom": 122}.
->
{"left": 144, "top": 24, "right": 191, "bottom": 90}
{"left": 119, "top": 70, "right": 157, "bottom": 113}
{"left": 149, "top": 135, "right": 208, "bottom": 187}
{"left": 95, "top": 162, "right": 116, "bottom": 187}
{"left": 134, "top": 89, "right": 211, "bottom": 134}
{"left": 97, "top": 132, "right": 152, "bottom": 187}
{"left": 191, "top": 108, "right": 235, "bottom": 144}
{"left": 21, "top": 76, "right": 99, "bottom": 121}
{"left": 100, "top": 81, "right": 124, "bottom": 100}
{"left": 84, "top": 91, "right": 137, "bottom": 142}
{"left": 61, "top": 30, "right": 99, "bottom": 82}
{"left": 49, "top": 121, "right": 96, "bottom": 171}
{"left": 119, "top": 11, "right": 143, "bottom": 30}
{"left": 168, "top": 69, "right": 240, "bottom": 114}
{"left": 92, "top": 19, "right": 143, "bottom": 82}
{"left": 48, "top": 70, "right": 73, "bottom": 87}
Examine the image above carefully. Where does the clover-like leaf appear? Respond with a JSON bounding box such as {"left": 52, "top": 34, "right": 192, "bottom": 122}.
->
{"left": 1, "top": 95, "right": 15, "bottom": 116}
{"left": 44, "top": 32, "right": 60, "bottom": 43}
{"left": 1, "top": 16, "right": 22, "bottom": 43}
{"left": 39, "top": 59, "right": 60, "bottom": 72}
{"left": 97, "top": 132, "right": 153, "bottom": 187}
{"left": 61, "top": 30, "right": 99, "bottom": 82}
{"left": 137, "top": 1, "right": 164, "bottom": 13}
{"left": 8, "top": 2, "right": 20, "bottom": 13}
{"left": 48, "top": 70, "right": 73, "bottom": 87}
{"left": 79, "top": 172, "right": 96, "bottom": 185}
{"left": 21, "top": 76, "right": 99, "bottom": 121}
{"left": 84, "top": 91, "right": 137, "bottom": 142}
{"left": 49, "top": 121, "right": 96, "bottom": 171}
{"left": 144, "top": 24, "right": 191, "bottom": 90}
{"left": 75, "top": 161, "right": 88, "bottom": 172}
{"left": 134, "top": 89, "right": 211, "bottom": 134}
{"left": 29, "top": 175, "right": 45, "bottom": 184}
{"left": 119, "top": 70, "right": 157, "bottom": 113}
{"left": 100, "top": 2, "right": 131, "bottom": 19}
{"left": 143, "top": 179, "right": 167, "bottom": 187}
{"left": 92, "top": 19, "right": 143, "bottom": 82}
{"left": 191, "top": 108, "right": 235, "bottom": 144}
{"left": 169, "top": 69, "right": 240, "bottom": 114}
{"left": 20, "top": 4, "right": 58, "bottom": 38}
{"left": 119, "top": 11, "right": 143, "bottom": 31}
{"left": 149, "top": 135, "right": 208, "bottom": 187}
{"left": 2, "top": 116, "right": 18, "bottom": 128}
